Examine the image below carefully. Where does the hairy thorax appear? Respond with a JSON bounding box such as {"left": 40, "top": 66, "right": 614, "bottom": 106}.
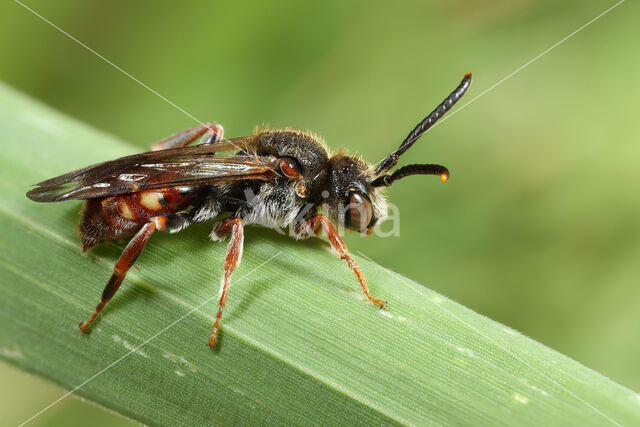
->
{"left": 235, "top": 180, "right": 304, "bottom": 230}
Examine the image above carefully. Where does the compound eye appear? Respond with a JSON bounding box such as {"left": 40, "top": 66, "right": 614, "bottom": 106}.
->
{"left": 346, "top": 192, "right": 373, "bottom": 232}
{"left": 279, "top": 157, "right": 302, "bottom": 178}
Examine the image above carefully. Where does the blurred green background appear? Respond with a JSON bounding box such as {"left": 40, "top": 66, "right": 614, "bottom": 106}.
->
{"left": 1, "top": 0, "right": 638, "bottom": 424}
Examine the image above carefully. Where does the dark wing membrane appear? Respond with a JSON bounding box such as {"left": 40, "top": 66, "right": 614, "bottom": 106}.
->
{"left": 27, "top": 137, "right": 281, "bottom": 202}
{"left": 32, "top": 136, "right": 257, "bottom": 188}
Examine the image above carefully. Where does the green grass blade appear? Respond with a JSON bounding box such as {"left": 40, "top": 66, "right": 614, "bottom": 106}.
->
{"left": 0, "top": 83, "right": 639, "bottom": 426}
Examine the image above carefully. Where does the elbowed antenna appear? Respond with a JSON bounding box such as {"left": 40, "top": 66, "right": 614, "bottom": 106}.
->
{"left": 374, "top": 72, "right": 472, "bottom": 176}
{"left": 371, "top": 164, "right": 449, "bottom": 187}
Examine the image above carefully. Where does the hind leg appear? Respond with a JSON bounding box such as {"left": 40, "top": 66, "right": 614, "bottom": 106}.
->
{"left": 150, "top": 123, "right": 224, "bottom": 151}
{"left": 79, "top": 216, "right": 167, "bottom": 333}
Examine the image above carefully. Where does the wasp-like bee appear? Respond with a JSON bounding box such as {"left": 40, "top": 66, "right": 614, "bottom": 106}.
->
{"left": 27, "top": 73, "right": 471, "bottom": 348}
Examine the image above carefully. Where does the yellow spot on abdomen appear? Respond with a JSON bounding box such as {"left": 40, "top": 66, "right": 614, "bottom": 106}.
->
{"left": 140, "top": 191, "right": 164, "bottom": 210}
{"left": 117, "top": 200, "right": 136, "bottom": 220}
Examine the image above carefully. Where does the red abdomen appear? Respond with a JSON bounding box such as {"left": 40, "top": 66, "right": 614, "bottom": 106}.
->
{"left": 79, "top": 188, "right": 195, "bottom": 251}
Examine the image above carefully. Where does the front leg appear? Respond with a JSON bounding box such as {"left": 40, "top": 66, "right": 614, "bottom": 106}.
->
{"left": 209, "top": 217, "right": 245, "bottom": 348}
{"left": 297, "top": 214, "right": 387, "bottom": 308}
{"left": 150, "top": 123, "right": 224, "bottom": 151}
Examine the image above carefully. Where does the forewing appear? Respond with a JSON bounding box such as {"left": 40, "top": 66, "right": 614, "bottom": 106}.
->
{"left": 26, "top": 137, "right": 280, "bottom": 202}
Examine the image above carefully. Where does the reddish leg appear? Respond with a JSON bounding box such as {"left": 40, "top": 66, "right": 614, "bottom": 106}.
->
{"left": 209, "top": 217, "right": 245, "bottom": 348}
{"left": 150, "top": 123, "right": 224, "bottom": 151}
{"left": 298, "top": 214, "right": 387, "bottom": 308}
{"left": 79, "top": 216, "right": 167, "bottom": 333}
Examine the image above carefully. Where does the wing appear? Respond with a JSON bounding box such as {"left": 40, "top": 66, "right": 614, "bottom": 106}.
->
{"left": 27, "top": 137, "right": 280, "bottom": 202}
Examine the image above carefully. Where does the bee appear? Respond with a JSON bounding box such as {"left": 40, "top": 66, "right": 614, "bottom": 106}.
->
{"left": 27, "top": 73, "right": 471, "bottom": 348}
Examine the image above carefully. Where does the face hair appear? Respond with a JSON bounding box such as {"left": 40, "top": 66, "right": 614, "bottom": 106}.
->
{"left": 374, "top": 72, "right": 472, "bottom": 177}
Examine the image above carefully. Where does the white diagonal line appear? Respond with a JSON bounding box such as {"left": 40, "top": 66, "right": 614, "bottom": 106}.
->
{"left": 19, "top": 251, "right": 282, "bottom": 427}
{"left": 13, "top": 0, "right": 248, "bottom": 152}
{"left": 356, "top": 251, "right": 621, "bottom": 426}
{"left": 431, "top": 0, "right": 625, "bottom": 130}
{"left": 13, "top": 0, "right": 205, "bottom": 126}
{"left": 12, "top": 1, "right": 627, "bottom": 425}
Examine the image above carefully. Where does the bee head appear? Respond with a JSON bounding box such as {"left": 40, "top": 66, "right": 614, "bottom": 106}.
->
{"left": 326, "top": 73, "right": 472, "bottom": 234}
{"left": 324, "top": 154, "right": 388, "bottom": 234}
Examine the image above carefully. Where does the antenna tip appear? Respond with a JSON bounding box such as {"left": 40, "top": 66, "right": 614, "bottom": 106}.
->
{"left": 464, "top": 72, "right": 472, "bottom": 79}
{"left": 440, "top": 172, "right": 449, "bottom": 183}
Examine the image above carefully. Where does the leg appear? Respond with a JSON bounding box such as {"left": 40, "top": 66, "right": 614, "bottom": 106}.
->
{"left": 298, "top": 214, "right": 387, "bottom": 308}
{"left": 209, "top": 217, "right": 245, "bottom": 348}
{"left": 79, "top": 216, "right": 167, "bottom": 333}
{"left": 150, "top": 123, "right": 224, "bottom": 151}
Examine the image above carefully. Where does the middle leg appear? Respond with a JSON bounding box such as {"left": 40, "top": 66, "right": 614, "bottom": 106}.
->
{"left": 209, "top": 217, "right": 245, "bottom": 348}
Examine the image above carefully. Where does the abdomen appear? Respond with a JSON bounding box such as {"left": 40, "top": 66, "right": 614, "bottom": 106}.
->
{"left": 79, "top": 188, "right": 195, "bottom": 251}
